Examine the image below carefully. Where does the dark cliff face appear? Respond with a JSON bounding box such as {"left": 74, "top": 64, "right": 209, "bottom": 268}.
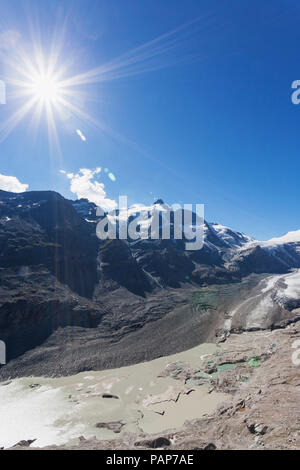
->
{"left": 0, "top": 189, "right": 300, "bottom": 377}
{"left": 0, "top": 192, "right": 98, "bottom": 298}
{"left": 0, "top": 266, "right": 105, "bottom": 362}
{"left": 97, "top": 239, "right": 153, "bottom": 296}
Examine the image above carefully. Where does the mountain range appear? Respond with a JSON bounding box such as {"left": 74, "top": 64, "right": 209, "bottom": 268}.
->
{"left": 1, "top": 189, "right": 300, "bottom": 379}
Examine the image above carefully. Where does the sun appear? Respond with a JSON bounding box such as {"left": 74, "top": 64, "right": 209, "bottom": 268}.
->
{"left": 1, "top": 46, "right": 82, "bottom": 146}
{"left": 31, "top": 74, "right": 61, "bottom": 104}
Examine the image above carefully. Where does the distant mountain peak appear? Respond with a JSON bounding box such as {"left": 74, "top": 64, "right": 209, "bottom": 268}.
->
{"left": 153, "top": 198, "right": 165, "bottom": 205}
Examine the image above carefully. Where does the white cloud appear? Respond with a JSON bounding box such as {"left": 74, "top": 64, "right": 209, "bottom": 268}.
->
{"left": 62, "top": 168, "right": 117, "bottom": 211}
{"left": 0, "top": 173, "right": 28, "bottom": 193}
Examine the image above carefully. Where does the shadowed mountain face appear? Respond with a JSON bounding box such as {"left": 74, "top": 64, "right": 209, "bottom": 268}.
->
{"left": 1, "top": 189, "right": 300, "bottom": 378}
{"left": 0, "top": 191, "right": 98, "bottom": 297}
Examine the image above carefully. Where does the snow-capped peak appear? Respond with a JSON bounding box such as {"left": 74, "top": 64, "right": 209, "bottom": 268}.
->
{"left": 207, "top": 222, "right": 255, "bottom": 248}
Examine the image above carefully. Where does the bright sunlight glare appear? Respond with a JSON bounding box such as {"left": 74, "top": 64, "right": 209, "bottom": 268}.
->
{"left": 31, "top": 74, "right": 61, "bottom": 104}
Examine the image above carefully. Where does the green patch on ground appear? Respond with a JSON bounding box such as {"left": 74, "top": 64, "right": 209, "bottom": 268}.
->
{"left": 191, "top": 281, "right": 258, "bottom": 315}
{"left": 192, "top": 290, "right": 218, "bottom": 314}
{"left": 248, "top": 357, "right": 260, "bottom": 368}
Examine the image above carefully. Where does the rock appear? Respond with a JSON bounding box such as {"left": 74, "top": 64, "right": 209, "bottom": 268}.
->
{"left": 254, "top": 424, "right": 268, "bottom": 435}
{"left": 248, "top": 423, "right": 268, "bottom": 435}
{"left": 101, "top": 393, "right": 119, "bottom": 399}
{"left": 143, "top": 386, "right": 185, "bottom": 407}
{"left": 235, "top": 400, "right": 246, "bottom": 411}
{"left": 204, "top": 443, "right": 217, "bottom": 450}
{"left": 96, "top": 421, "right": 126, "bottom": 434}
{"left": 135, "top": 437, "right": 171, "bottom": 448}
{"left": 13, "top": 439, "right": 36, "bottom": 448}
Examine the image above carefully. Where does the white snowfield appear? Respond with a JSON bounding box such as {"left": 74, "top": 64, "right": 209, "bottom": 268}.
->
{"left": 259, "top": 230, "right": 300, "bottom": 247}
{"left": 278, "top": 270, "right": 300, "bottom": 300}
{"left": 259, "top": 270, "right": 300, "bottom": 304}
{"left": 239, "top": 229, "right": 300, "bottom": 251}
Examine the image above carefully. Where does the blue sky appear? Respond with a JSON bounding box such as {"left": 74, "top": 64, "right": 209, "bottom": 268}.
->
{"left": 1, "top": 0, "right": 300, "bottom": 239}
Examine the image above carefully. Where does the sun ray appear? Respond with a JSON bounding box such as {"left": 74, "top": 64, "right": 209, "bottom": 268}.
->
{"left": 58, "top": 13, "right": 212, "bottom": 88}
{"left": 0, "top": 96, "right": 38, "bottom": 142}
{"left": 45, "top": 99, "right": 61, "bottom": 156}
